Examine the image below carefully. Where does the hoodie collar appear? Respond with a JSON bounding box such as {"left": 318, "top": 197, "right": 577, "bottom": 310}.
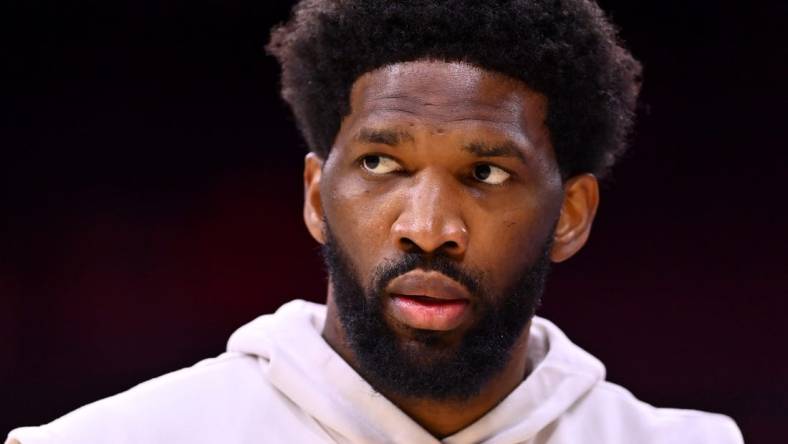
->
{"left": 228, "top": 300, "right": 605, "bottom": 444}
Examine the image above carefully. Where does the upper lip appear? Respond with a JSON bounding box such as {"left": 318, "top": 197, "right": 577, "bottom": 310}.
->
{"left": 385, "top": 270, "right": 471, "bottom": 301}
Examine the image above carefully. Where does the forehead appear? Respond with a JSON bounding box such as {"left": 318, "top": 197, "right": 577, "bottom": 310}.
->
{"left": 343, "top": 60, "right": 551, "bottom": 152}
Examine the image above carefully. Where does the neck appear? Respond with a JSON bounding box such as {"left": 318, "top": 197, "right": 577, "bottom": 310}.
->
{"left": 383, "top": 326, "right": 531, "bottom": 437}
{"left": 322, "top": 294, "right": 532, "bottom": 438}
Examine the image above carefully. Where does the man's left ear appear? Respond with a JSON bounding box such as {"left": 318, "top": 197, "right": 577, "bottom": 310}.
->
{"left": 550, "top": 173, "right": 600, "bottom": 263}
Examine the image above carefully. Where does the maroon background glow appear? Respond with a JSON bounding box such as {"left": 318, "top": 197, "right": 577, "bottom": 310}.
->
{"left": 2, "top": 1, "right": 786, "bottom": 441}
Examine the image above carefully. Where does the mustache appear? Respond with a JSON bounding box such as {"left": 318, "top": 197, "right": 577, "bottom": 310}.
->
{"left": 371, "top": 252, "right": 482, "bottom": 297}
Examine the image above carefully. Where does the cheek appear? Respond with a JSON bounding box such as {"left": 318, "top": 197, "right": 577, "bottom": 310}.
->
{"left": 468, "top": 198, "right": 560, "bottom": 292}
{"left": 501, "top": 199, "right": 560, "bottom": 249}
{"left": 321, "top": 170, "right": 400, "bottom": 276}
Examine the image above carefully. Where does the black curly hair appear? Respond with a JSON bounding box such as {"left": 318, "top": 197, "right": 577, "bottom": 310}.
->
{"left": 267, "top": 0, "right": 642, "bottom": 180}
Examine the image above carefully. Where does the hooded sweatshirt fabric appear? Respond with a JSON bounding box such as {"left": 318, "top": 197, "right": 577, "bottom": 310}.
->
{"left": 7, "top": 300, "right": 743, "bottom": 444}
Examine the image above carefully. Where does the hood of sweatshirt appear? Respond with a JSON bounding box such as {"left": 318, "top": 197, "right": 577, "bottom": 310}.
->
{"left": 227, "top": 299, "right": 605, "bottom": 444}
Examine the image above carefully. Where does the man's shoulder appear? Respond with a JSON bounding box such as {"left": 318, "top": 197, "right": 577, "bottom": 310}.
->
{"left": 96, "top": 351, "right": 267, "bottom": 403}
{"left": 561, "top": 380, "right": 743, "bottom": 444}
{"left": 6, "top": 352, "right": 295, "bottom": 444}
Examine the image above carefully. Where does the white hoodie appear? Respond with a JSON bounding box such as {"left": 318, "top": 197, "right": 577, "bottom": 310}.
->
{"left": 7, "top": 300, "right": 743, "bottom": 443}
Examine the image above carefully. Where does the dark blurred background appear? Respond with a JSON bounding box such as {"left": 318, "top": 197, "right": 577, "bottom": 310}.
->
{"left": 1, "top": 0, "right": 786, "bottom": 441}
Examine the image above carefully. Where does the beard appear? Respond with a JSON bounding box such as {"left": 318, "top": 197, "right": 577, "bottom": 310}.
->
{"left": 322, "top": 224, "right": 553, "bottom": 402}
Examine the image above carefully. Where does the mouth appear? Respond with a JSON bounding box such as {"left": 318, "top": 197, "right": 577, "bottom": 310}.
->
{"left": 385, "top": 270, "right": 472, "bottom": 331}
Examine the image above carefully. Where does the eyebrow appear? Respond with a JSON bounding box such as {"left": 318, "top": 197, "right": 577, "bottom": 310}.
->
{"left": 355, "top": 127, "right": 528, "bottom": 165}
{"left": 463, "top": 140, "right": 528, "bottom": 165}
{"left": 355, "top": 128, "right": 415, "bottom": 146}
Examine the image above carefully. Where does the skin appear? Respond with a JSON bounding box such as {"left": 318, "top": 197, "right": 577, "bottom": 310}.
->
{"left": 303, "top": 60, "right": 599, "bottom": 437}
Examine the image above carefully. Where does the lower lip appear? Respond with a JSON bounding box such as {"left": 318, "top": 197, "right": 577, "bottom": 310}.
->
{"left": 389, "top": 295, "right": 470, "bottom": 331}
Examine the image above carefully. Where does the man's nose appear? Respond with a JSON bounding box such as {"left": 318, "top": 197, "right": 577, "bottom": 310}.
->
{"left": 390, "top": 173, "right": 469, "bottom": 258}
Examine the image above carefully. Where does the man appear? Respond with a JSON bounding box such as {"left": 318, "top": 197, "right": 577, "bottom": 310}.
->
{"left": 7, "top": 0, "right": 743, "bottom": 443}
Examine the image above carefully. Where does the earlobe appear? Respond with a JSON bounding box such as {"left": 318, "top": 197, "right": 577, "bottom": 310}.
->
{"left": 303, "top": 152, "right": 326, "bottom": 244}
{"left": 550, "top": 173, "right": 600, "bottom": 263}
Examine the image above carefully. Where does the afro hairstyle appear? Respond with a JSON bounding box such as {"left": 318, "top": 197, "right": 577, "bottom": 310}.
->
{"left": 267, "top": 0, "right": 642, "bottom": 180}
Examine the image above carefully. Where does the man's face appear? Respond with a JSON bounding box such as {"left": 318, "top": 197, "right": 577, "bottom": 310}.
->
{"left": 308, "top": 60, "right": 570, "bottom": 399}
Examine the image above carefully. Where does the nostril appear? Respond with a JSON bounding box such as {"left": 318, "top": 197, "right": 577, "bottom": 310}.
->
{"left": 443, "top": 240, "right": 459, "bottom": 250}
{"left": 399, "top": 237, "right": 422, "bottom": 253}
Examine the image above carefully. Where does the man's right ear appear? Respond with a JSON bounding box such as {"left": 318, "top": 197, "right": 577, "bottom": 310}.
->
{"left": 303, "top": 152, "right": 326, "bottom": 244}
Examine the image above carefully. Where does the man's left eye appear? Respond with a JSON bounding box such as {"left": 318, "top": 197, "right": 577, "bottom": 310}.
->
{"left": 472, "top": 164, "right": 510, "bottom": 185}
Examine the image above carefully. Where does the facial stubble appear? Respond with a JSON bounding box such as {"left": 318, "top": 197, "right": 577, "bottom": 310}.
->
{"left": 322, "top": 224, "right": 553, "bottom": 402}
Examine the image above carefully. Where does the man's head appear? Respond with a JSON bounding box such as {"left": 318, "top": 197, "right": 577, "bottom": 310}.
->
{"left": 268, "top": 0, "right": 641, "bottom": 180}
{"left": 268, "top": 0, "right": 641, "bottom": 401}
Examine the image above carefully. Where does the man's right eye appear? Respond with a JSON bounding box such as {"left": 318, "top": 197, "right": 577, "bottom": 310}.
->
{"left": 360, "top": 155, "right": 403, "bottom": 175}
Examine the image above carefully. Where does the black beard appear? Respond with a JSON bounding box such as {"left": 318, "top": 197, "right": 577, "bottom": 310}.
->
{"left": 322, "top": 226, "right": 553, "bottom": 402}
